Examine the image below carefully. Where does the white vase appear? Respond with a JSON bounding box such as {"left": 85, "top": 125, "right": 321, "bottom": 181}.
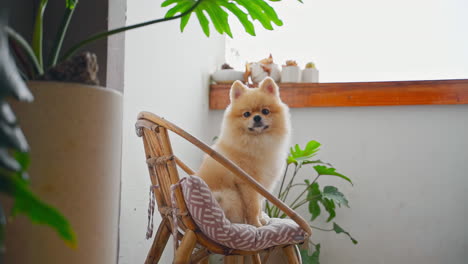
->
{"left": 4, "top": 81, "right": 122, "bottom": 264}
{"left": 212, "top": 69, "right": 244, "bottom": 84}
{"left": 302, "top": 68, "right": 319, "bottom": 83}
{"left": 281, "top": 66, "right": 301, "bottom": 83}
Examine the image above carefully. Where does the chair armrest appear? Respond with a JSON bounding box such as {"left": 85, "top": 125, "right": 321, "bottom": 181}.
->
{"left": 137, "top": 112, "right": 312, "bottom": 236}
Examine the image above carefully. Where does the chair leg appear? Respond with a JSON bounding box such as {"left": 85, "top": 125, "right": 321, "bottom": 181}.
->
{"left": 251, "top": 253, "right": 261, "bottom": 264}
{"left": 224, "top": 256, "right": 235, "bottom": 264}
{"left": 174, "top": 230, "right": 197, "bottom": 264}
{"left": 283, "top": 245, "right": 300, "bottom": 264}
{"left": 145, "top": 218, "right": 171, "bottom": 264}
{"left": 224, "top": 255, "right": 244, "bottom": 264}
{"left": 262, "top": 251, "right": 271, "bottom": 263}
{"left": 196, "top": 258, "right": 209, "bottom": 264}
{"left": 191, "top": 248, "right": 210, "bottom": 264}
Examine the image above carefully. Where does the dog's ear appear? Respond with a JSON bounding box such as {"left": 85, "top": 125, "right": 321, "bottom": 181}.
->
{"left": 230, "top": 81, "right": 247, "bottom": 101}
{"left": 259, "top": 77, "right": 279, "bottom": 97}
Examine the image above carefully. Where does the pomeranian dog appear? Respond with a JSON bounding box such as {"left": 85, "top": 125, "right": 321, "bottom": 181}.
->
{"left": 198, "top": 77, "right": 290, "bottom": 227}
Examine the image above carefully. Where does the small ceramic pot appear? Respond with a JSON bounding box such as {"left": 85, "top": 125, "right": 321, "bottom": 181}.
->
{"left": 212, "top": 69, "right": 244, "bottom": 84}
{"left": 302, "top": 68, "right": 319, "bottom": 83}
{"left": 281, "top": 66, "right": 301, "bottom": 83}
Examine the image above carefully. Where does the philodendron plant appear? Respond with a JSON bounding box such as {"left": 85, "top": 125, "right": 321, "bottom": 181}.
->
{"left": 265, "top": 140, "right": 358, "bottom": 264}
{"left": 7, "top": 0, "right": 301, "bottom": 82}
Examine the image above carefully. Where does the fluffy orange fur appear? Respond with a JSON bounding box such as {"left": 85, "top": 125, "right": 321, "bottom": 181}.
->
{"left": 197, "top": 77, "right": 290, "bottom": 227}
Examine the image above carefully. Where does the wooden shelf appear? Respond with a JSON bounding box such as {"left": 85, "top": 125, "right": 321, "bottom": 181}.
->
{"left": 209, "top": 79, "right": 468, "bottom": 109}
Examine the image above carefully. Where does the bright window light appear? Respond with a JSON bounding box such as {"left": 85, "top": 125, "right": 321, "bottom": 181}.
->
{"left": 226, "top": 0, "right": 468, "bottom": 82}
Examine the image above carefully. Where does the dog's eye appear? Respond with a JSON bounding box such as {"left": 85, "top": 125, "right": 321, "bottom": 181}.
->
{"left": 243, "top": 112, "right": 251, "bottom": 118}
{"left": 262, "top": 109, "right": 270, "bottom": 115}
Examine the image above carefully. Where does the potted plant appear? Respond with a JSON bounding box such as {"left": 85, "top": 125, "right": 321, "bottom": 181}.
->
{"left": 0, "top": 24, "right": 75, "bottom": 262}
{"left": 281, "top": 59, "right": 301, "bottom": 83}
{"left": 302, "top": 62, "right": 319, "bottom": 83}
{"left": 2, "top": 0, "right": 298, "bottom": 263}
{"left": 265, "top": 140, "right": 358, "bottom": 263}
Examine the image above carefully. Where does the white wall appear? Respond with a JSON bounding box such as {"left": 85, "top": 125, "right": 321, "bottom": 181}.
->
{"left": 207, "top": 104, "right": 468, "bottom": 264}
{"left": 119, "top": 1, "right": 224, "bottom": 263}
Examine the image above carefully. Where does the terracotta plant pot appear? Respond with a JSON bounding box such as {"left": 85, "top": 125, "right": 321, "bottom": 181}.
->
{"left": 3, "top": 81, "right": 122, "bottom": 264}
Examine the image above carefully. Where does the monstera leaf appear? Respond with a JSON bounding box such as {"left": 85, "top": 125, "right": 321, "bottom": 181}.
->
{"left": 162, "top": 0, "right": 290, "bottom": 37}
{"left": 287, "top": 140, "right": 321, "bottom": 165}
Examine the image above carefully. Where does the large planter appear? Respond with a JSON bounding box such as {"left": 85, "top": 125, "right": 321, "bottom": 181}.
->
{"left": 4, "top": 81, "right": 122, "bottom": 264}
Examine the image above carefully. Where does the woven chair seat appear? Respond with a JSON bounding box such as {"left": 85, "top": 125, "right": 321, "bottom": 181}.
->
{"left": 178, "top": 175, "right": 307, "bottom": 251}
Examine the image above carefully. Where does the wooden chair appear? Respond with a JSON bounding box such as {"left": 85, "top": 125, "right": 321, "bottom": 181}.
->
{"left": 135, "top": 111, "right": 312, "bottom": 264}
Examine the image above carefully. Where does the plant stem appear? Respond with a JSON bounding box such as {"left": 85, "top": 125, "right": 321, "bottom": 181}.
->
{"left": 310, "top": 225, "right": 333, "bottom": 232}
{"left": 289, "top": 174, "right": 321, "bottom": 208}
{"left": 273, "top": 163, "right": 300, "bottom": 217}
{"left": 49, "top": 5, "right": 77, "bottom": 67}
{"left": 271, "top": 163, "right": 291, "bottom": 217}
{"left": 276, "top": 163, "right": 290, "bottom": 200}
{"left": 265, "top": 201, "right": 272, "bottom": 217}
{"left": 61, "top": 0, "right": 203, "bottom": 61}
{"left": 32, "top": 0, "right": 48, "bottom": 69}
{"left": 6, "top": 26, "right": 43, "bottom": 76}
{"left": 291, "top": 199, "right": 308, "bottom": 210}
{"left": 280, "top": 163, "right": 301, "bottom": 201}
{"left": 280, "top": 182, "right": 306, "bottom": 200}
{"left": 9, "top": 38, "right": 34, "bottom": 79}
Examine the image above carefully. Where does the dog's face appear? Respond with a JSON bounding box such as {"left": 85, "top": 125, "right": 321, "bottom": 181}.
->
{"left": 223, "top": 77, "right": 289, "bottom": 137}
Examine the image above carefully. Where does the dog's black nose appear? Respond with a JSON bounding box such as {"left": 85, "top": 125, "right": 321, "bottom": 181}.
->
{"left": 253, "top": 115, "right": 262, "bottom": 122}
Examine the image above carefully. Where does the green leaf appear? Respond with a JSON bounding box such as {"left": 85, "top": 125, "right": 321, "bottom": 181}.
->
{"left": 252, "top": 0, "right": 283, "bottom": 26}
{"left": 165, "top": 1, "right": 193, "bottom": 18}
{"left": 307, "top": 182, "right": 321, "bottom": 221}
{"left": 180, "top": 11, "right": 192, "bottom": 32}
{"left": 288, "top": 141, "right": 321, "bottom": 165}
{"left": 66, "top": 0, "right": 78, "bottom": 9}
{"left": 321, "top": 198, "right": 336, "bottom": 222}
{"left": 0, "top": 149, "right": 21, "bottom": 172}
{"left": 220, "top": 2, "right": 255, "bottom": 36}
{"left": 1, "top": 26, "right": 35, "bottom": 100}
{"left": 204, "top": 3, "right": 232, "bottom": 37}
{"left": 14, "top": 151, "right": 30, "bottom": 171}
{"left": 195, "top": 9, "right": 210, "bottom": 36}
{"left": 0, "top": 121, "right": 29, "bottom": 151}
{"left": 313, "top": 165, "right": 353, "bottom": 185}
{"left": 0, "top": 101, "right": 16, "bottom": 125}
{"left": 302, "top": 160, "right": 332, "bottom": 167}
{"left": 235, "top": 0, "right": 273, "bottom": 30}
{"left": 333, "top": 222, "right": 358, "bottom": 244}
{"left": 161, "top": 0, "right": 182, "bottom": 7}
{"left": 300, "top": 243, "right": 320, "bottom": 264}
{"left": 322, "top": 186, "right": 349, "bottom": 208}
{"left": 162, "top": 0, "right": 286, "bottom": 37}
{"left": 0, "top": 173, "right": 77, "bottom": 247}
